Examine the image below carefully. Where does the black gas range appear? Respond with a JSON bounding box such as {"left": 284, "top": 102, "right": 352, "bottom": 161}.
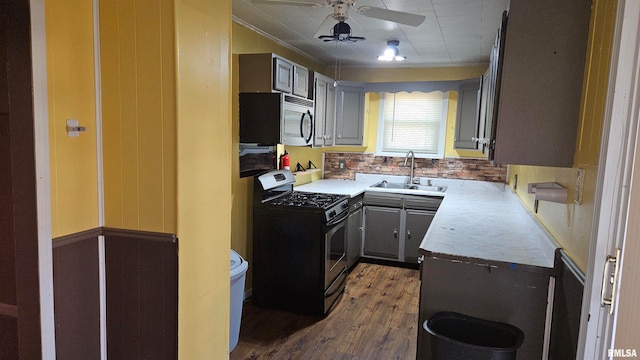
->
{"left": 252, "top": 170, "right": 349, "bottom": 315}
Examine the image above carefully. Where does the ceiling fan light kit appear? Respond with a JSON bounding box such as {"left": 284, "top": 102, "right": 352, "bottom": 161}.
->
{"left": 378, "top": 40, "right": 405, "bottom": 61}
{"left": 318, "top": 21, "right": 366, "bottom": 42}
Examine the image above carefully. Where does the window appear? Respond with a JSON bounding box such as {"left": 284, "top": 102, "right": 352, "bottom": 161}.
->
{"left": 376, "top": 91, "right": 448, "bottom": 158}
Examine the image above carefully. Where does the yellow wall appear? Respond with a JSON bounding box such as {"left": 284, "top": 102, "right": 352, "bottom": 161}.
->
{"left": 176, "top": 0, "right": 232, "bottom": 357}
{"left": 230, "top": 51, "right": 254, "bottom": 288}
{"left": 48, "top": 0, "right": 232, "bottom": 357}
{"left": 507, "top": 0, "right": 617, "bottom": 272}
{"left": 100, "top": 0, "right": 176, "bottom": 233}
{"left": 46, "top": 0, "right": 99, "bottom": 237}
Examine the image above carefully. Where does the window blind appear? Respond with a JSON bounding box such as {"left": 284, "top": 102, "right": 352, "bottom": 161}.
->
{"left": 380, "top": 91, "right": 444, "bottom": 154}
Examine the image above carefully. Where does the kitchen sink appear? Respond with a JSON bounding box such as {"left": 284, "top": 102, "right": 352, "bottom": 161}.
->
{"left": 371, "top": 180, "right": 447, "bottom": 193}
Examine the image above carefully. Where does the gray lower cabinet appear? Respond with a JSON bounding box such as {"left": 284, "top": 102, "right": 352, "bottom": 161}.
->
{"left": 404, "top": 210, "right": 435, "bottom": 263}
{"left": 363, "top": 192, "right": 441, "bottom": 264}
{"left": 363, "top": 206, "right": 401, "bottom": 259}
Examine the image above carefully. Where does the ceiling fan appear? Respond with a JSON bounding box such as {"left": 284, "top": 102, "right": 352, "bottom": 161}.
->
{"left": 252, "top": 0, "right": 427, "bottom": 39}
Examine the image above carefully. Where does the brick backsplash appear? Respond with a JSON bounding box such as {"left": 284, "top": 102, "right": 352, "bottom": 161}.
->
{"left": 323, "top": 152, "right": 507, "bottom": 183}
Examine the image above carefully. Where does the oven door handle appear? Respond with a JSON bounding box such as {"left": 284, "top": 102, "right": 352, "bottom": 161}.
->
{"left": 325, "top": 268, "right": 347, "bottom": 298}
{"left": 326, "top": 209, "right": 349, "bottom": 227}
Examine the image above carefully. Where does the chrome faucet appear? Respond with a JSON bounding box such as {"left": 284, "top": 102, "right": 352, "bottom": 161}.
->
{"left": 402, "top": 150, "right": 418, "bottom": 184}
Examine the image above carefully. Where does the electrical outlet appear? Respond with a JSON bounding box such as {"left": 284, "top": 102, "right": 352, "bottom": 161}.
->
{"left": 575, "top": 168, "right": 585, "bottom": 204}
{"left": 339, "top": 159, "right": 346, "bottom": 169}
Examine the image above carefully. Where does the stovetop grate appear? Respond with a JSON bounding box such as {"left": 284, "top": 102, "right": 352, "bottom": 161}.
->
{"left": 266, "top": 192, "right": 344, "bottom": 209}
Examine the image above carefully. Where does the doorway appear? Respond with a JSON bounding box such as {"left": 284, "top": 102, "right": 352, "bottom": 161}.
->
{"left": 0, "top": 0, "right": 46, "bottom": 357}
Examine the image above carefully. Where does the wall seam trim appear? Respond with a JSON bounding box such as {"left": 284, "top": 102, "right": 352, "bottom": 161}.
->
{"left": 92, "top": 0, "right": 106, "bottom": 359}
{"left": 29, "top": 0, "right": 56, "bottom": 357}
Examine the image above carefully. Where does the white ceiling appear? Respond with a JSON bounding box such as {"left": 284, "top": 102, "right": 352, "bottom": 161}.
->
{"left": 232, "top": 0, "right": 509, "bottom": 68}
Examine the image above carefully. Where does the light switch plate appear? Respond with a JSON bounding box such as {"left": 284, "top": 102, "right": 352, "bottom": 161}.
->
{"left": 575, "top": 168, "right": 585, "bottom": 205}
{"left": 66, "top": 119, "right": 80, "bottom": 137}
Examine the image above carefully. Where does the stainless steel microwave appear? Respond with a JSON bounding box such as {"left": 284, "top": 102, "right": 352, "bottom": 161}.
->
{"left": 240, "top": 92, "right": 314, "bottom": 146}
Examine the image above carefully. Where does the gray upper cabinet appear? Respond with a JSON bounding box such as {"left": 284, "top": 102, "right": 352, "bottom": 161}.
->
{"left": 292, "top": 65, "right": 309, "bottom": 98}
{"left": 478, "top": 69, "right": 492, "bottom": 155}
{"left": 491, "top": 0, "right": 591, "bottom": 167}
{"left": 273, "top": 57, "right": 293, "bottom": 93}
{"left": 454, "top": 77, "right": 482, "bottom": 150}
{"left": 239, "top": 53, "right": 309, "bottom": 98}
{"left": 312, "top": 73, "right": 335, "bottom": 147}
{"left": 335, "top": 82, "right": 365, "bottom": 146}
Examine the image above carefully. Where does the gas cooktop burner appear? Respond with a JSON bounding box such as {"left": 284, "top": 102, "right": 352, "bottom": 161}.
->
{"left": 267, "top": 192, "right": 344, "bottom": 209}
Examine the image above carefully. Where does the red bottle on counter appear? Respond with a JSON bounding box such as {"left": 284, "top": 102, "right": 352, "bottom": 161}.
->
{"left": 280, "top": 151, "right": 290, "bottom": 170}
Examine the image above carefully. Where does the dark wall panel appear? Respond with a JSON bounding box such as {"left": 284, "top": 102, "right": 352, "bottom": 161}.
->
{"left": 53, "top": 236, "right": 101, "bottom": 360}
{"left": 549, "top": 256, "right": 584, "bottom": 360}
{"left": 0, "top": 317, "right": 19, "bottom": 359}
{"left": 105, "top": 230, "right": 178, "bottom": 360}
{"left": 0, "top": 115, "right": 16, "bottom": 308}
{"left": 4, "top": 0, "right": 42, "bottom": 358}
{"left": 418, "top": 256, "right": 553, "bottom": 360}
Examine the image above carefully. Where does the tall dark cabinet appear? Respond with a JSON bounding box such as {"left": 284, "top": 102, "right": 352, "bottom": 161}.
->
{"left": 487, "top": 0, "right": 591, "bottom": 167}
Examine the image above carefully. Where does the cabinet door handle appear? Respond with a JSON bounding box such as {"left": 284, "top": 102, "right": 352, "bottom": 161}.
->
{"left": 393, "top": 229, "right": 398, "bottom": 239}
{"left": 407, "top": 230, "right": 411, "bottom": 240}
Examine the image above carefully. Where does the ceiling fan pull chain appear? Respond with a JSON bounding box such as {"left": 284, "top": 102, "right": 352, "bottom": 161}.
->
{"left": 334, "top": 42, "right": 342, "bottom": 83}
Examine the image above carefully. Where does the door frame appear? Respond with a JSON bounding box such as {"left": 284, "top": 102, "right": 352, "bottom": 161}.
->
{"left": 578, "top": 0, "right": 640, "bottom": 358}
{"left": 30, "top": 0, "right": 56, "bottom": 357}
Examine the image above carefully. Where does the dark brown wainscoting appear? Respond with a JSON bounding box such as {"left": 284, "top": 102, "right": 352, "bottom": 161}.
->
{"left": 103, "top": 228, "right": 178, "bottom": 360}
{"left": 549, "top": 251, "right": 584, "bottom": 360}
{"left": 51, "top": 227, "right": 178, "bottom": 360}
{"left": 52, "top": 229, "right": 102, "bottom": 360}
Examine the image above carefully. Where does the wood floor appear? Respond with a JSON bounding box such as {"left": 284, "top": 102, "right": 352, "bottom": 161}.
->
{"left": 230, "top": 262, "right": 420, "bottom": 360}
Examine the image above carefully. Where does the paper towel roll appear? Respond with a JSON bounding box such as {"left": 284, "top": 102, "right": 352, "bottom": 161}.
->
{"left": 535, "top": 187, "right": 567, "bottom": 203}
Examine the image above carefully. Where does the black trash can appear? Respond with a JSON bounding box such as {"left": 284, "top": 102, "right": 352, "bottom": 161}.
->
{"left": 424, "top": 312, "right": 524, "bottom": 360}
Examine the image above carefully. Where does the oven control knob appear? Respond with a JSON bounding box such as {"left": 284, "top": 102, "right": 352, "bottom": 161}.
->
{"left": 342, "top": 203, "right": 348, "bottom": 210}
{"left": 329, "top": 210, "right": 336, "bottom": 217}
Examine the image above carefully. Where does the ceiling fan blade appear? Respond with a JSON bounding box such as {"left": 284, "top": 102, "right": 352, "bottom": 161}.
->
{"left": 251, "top": 0, "right": 326, "bottom": 7}
{"left": 313, "top": 14, "right": 338, "bottom": 38}
{"left": 358, "top": 6, "right": 426, "bottom": 27}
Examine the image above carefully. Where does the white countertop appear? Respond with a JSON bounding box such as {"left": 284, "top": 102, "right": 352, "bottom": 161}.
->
{"left": 295, "top": 178, "right": 372, "bottom": 197}
{"left": 421, "top": 179, "right": 558, "bottom": 268}
{"left": 295, "top": 175, "right": 558, "bottom": 269}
